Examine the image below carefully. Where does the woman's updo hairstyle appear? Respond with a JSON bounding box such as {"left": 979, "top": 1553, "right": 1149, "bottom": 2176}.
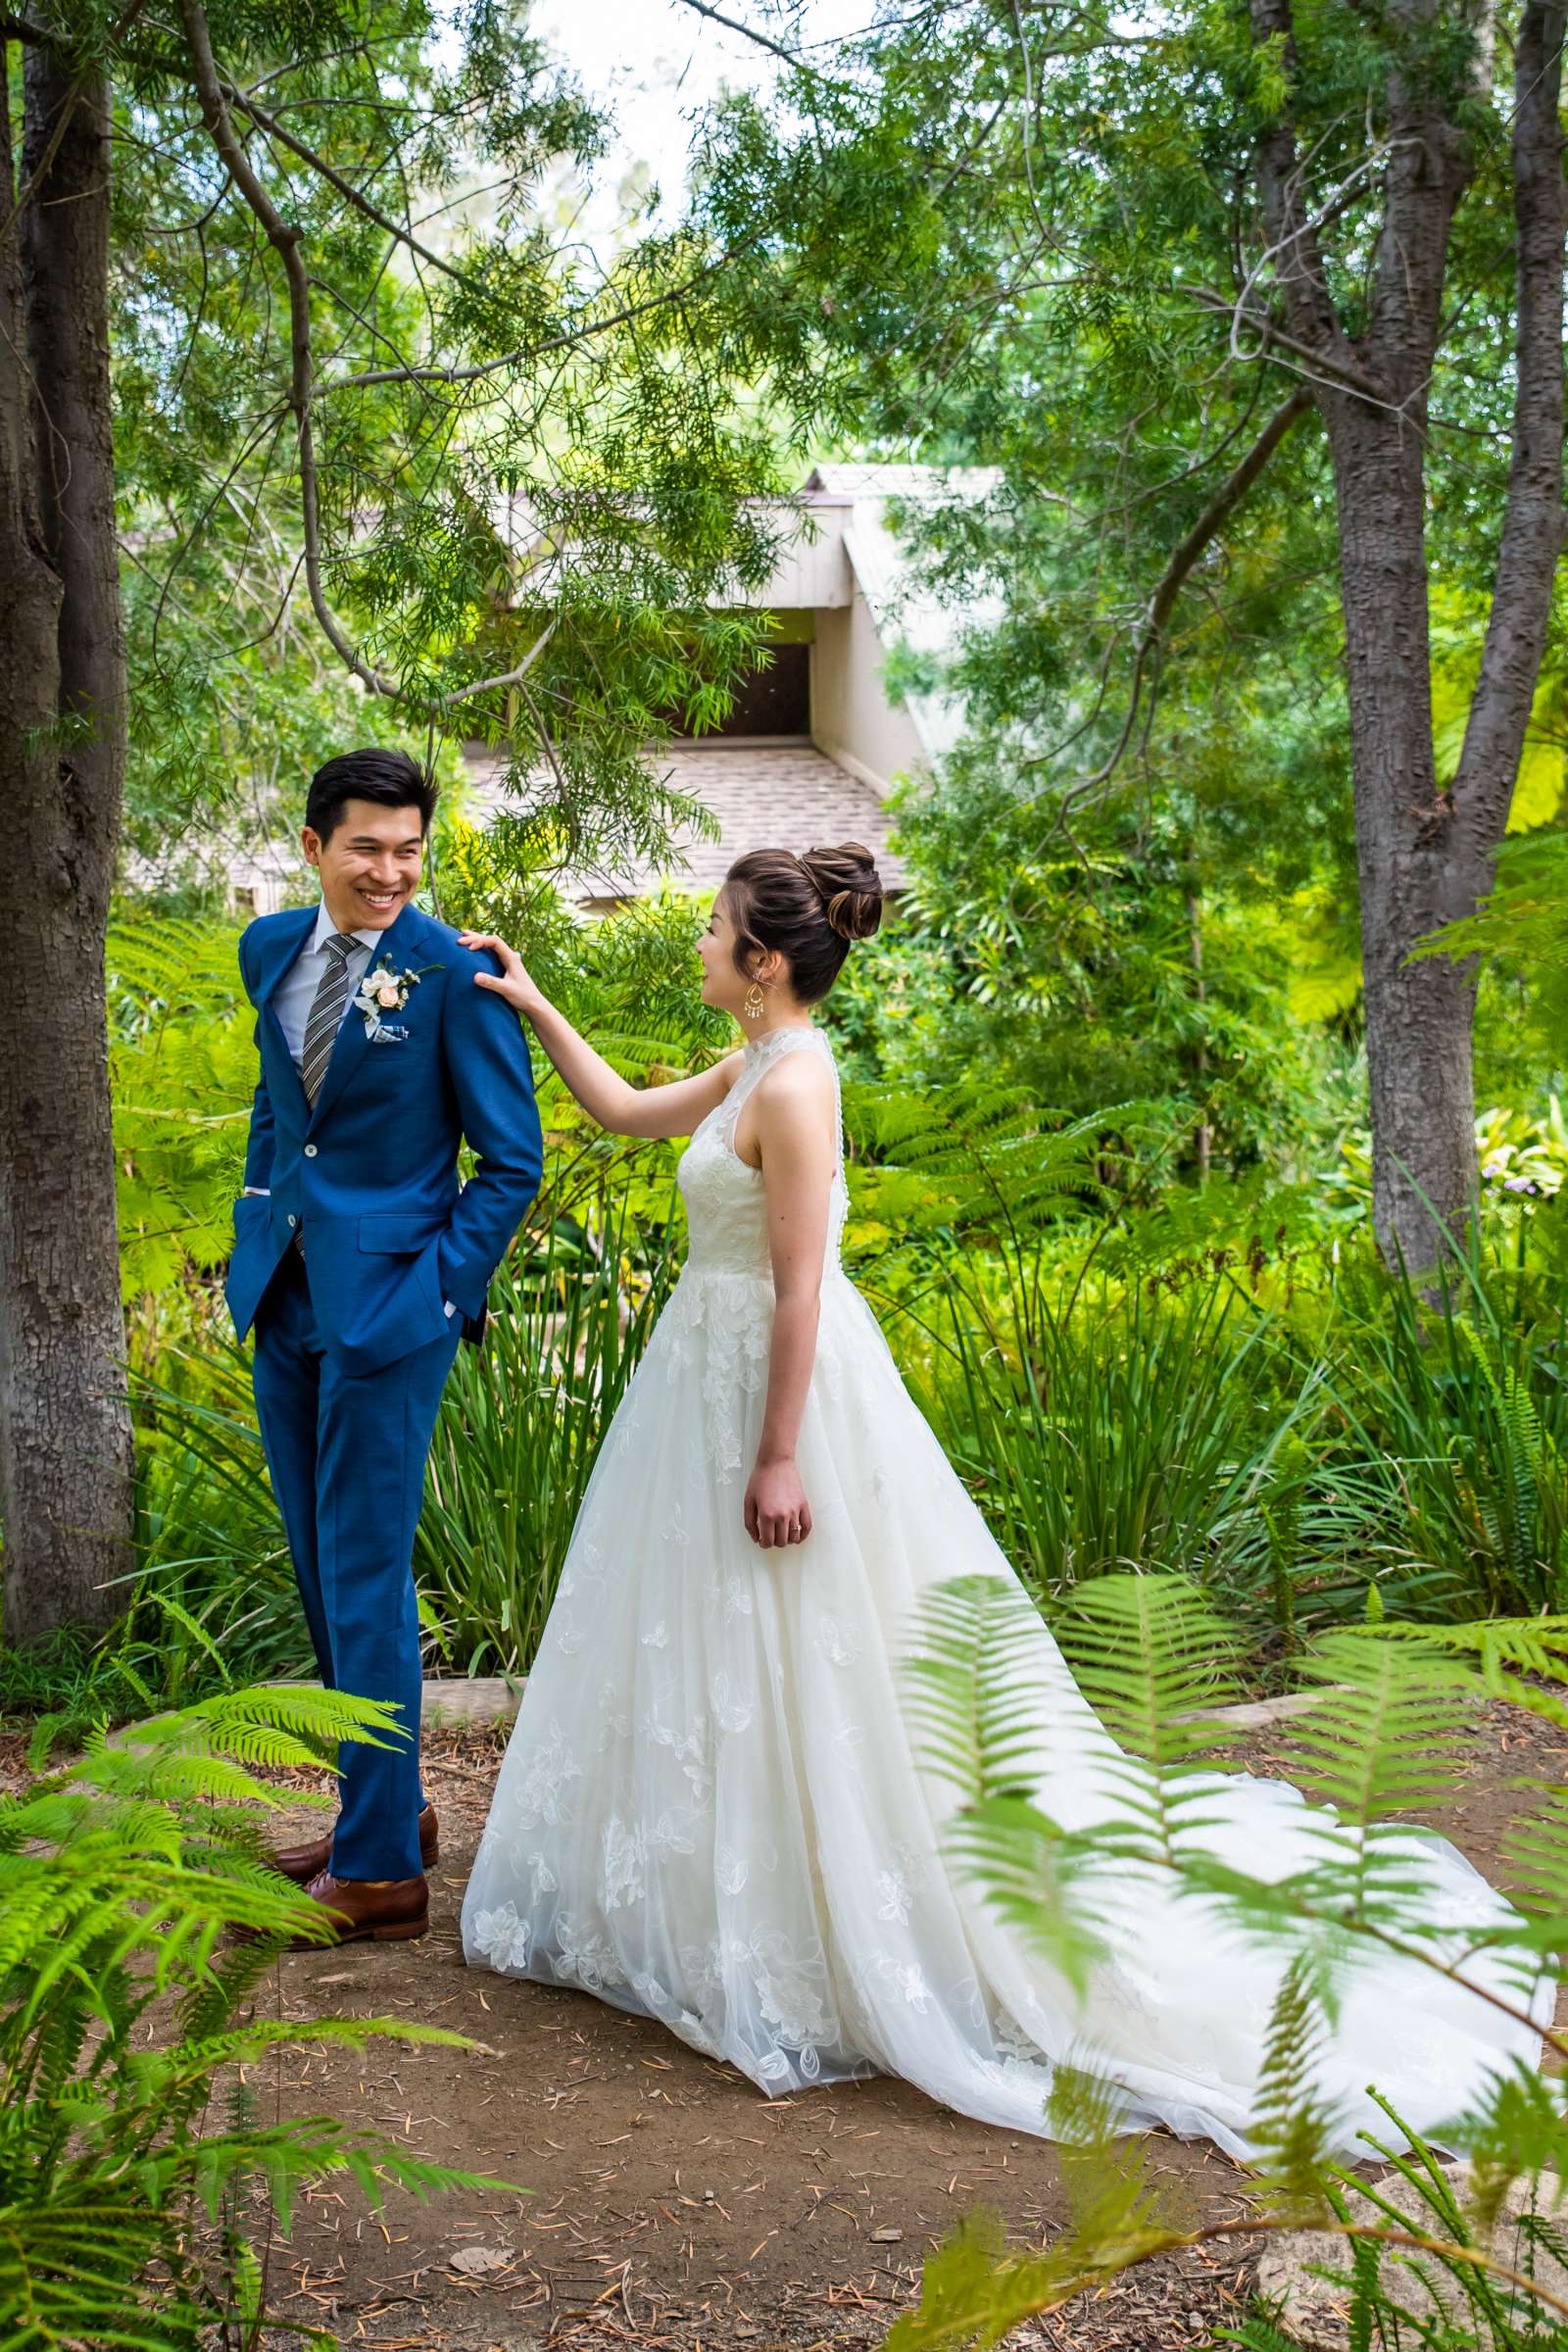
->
{"left": 721, "top": 842, "right": 884, "bottom": 1004}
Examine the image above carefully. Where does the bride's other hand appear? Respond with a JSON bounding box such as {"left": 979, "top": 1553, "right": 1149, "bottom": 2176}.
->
{"left": 745, "top": 1455, "right": 812, "bottom": 1549}
{"left": 458, "top": 931, "right": 543, "bottom": 1018}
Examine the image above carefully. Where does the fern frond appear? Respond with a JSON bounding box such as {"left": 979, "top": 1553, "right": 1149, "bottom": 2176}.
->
{"left": 885, "top": 2208, "right": 1066, "bottom": 2352}
{"left": 1356, "top": 1612, "right": 1568, "bottom": 1732}
{"left": 902, "top": 1574, "right": 1060, "bottom": 1800}
{"left": 1455, "top": 2064, "right": 1568, "bottom": 2232}
{"left": 1046, "top": 2062, "right": 1196, "bottom": 2258}
{"left": 1244, "top": 1957, "right": 1349, "bottom": 2219}
{"left": 1052, "top": 1574, "right": 1251, "bottom": 1766}
{"left": 946, "top": 1795, "right": 1114, "bottom": 1998}
{"left": 1268, "top": 1632, "right": 1483, "bottom": 1915}
{"left": 851, "top": 1077, "right": 1148, "bottom": 1243}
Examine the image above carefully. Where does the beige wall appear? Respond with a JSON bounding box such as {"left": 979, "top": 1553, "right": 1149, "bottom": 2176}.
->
{"left": 810, "top": 586, "right": 925, "bottom": 794}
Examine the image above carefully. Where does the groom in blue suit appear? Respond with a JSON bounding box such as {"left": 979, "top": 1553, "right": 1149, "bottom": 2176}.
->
{"left": 228, "top": 749, "right": 542, "bottom": 1945}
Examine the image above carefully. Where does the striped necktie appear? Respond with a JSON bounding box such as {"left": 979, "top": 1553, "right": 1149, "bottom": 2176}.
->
{"left": 301, "top": 931, "right": 360, "bottom": 1106}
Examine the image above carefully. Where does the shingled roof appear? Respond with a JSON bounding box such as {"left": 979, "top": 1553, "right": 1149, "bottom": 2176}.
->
{"left": 464, "top": 741, "right": 907, "bottom": 906}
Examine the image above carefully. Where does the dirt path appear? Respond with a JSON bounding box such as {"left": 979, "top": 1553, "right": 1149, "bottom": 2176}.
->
{"left": 235, "top": 1701, "right": 1566, "bottom": 2352}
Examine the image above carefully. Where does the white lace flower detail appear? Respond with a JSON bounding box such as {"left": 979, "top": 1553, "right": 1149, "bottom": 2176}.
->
{"left": 813, "top": 1612, "right": 861, "bottom": 1668}
{"left": 643, "top": 1710, "right": 715, "bottom": 1808}
{"left": 601, "top": 1817, "right": 646, "bottom": 1911}
{"left": 554, "top": 1914, "right": 622, "bottom": 1993}
{"left": 595, "top": 1681, "right": 631, "bottom": 1753}
{"left": 866, "top": 1955, "right": 933, "bottom": 2011}
{"left": 651, "top": 1807, "right": 699, "bottom": 1857}
{"left": 680, "top": 1936, "right": 724, "bottom": 2009}
{"left": 720, "top": 1927, "right": 837, "bottom": 2047}
{"left": 641, "top": 1619, "right": 670, "bottom": 1650}
{"left": 875, "top": 1866, "right": 913, "bottom": 1925}
{"left": 470, "top": 1902, "right": 531, "bottom": 1973}
{"left": 706, "top": 1571, "right": 755, "bottom": 1624}
{"left": 715, "top": 1842, "right": 750, "bottom": 1895}
{"left": 512, "top": 1721, "right": 582, "bottom": 1828}
{"left": 710, "top": 1671, "right": 755, "bottom": 1735}
{"left": 572, "top": 1537, "right": 609, "bottom": 1588}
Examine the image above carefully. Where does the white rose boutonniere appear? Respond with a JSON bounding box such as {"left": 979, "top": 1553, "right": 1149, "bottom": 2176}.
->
{"left": 354, "top": 958, "right": 441, "bottom": 1042}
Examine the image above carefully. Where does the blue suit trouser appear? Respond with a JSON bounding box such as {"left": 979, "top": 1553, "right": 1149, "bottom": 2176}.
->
{"left": 251, "top": 1245, "right": 459, "bottom": 1880}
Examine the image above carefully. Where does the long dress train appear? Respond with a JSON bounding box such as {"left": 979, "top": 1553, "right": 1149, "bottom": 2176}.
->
{"left": 461, "top": 1025, "right": 1553, "bottom": 2161}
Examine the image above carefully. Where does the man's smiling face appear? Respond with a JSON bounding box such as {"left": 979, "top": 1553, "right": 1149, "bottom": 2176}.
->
{"left": 304, "top": 797, "right": 425, "bottom": 932}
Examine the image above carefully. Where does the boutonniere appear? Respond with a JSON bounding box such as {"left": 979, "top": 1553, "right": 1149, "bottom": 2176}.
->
{"left": 354, "top": 958, "right": 441, "bottom": 1041}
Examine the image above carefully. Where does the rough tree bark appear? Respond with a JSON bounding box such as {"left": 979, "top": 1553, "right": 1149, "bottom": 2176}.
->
{"left": 0, "top": 49, "right": 133, "bottom": 1643}
{"left": 1249, "top": 0, "right": 1567, "bottom": 1279}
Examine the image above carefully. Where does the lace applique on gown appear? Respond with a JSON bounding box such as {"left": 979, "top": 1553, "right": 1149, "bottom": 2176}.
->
{"left": 462, "top": 1025, "right": 1554, "bottom": 2158}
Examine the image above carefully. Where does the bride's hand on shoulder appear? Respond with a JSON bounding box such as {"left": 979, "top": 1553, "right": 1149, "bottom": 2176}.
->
{"left": 458, "top": 931, "right": 544, "bottom": 1019}
{"left": 744, "top": 1455, "right": 812, "bottom": 1551}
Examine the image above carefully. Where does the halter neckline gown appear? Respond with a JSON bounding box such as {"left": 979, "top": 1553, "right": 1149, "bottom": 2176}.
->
{"left": 461, "top": 1024, "right": 1552, "bottom": 2160}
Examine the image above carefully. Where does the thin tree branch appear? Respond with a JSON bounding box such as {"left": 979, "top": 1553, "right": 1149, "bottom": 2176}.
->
{"left": 317, "top": 237, "right": 764, "bottom": 396}
{"left": 224, "top": 83, "right": 478, "bottom": 294}
{"left": 1147, "top": 385, "right": 1316, "bottom": 644}
{"left": 438, "top": 615, "right": 559, "bottom": 713}
{"left": 1185, "top": 282, "right": 1386, "bottom": 403}
{"left": 1047, "top": 384, "right": 1314, "bottom": 817}
{"left": 668, "top": 0, "right": 844, "bottom": 79}
{"left": 516, "top": 671, "right": 568, "bottom": 798}
{"left": 177, "top": 0, "right": 401, "bottom": 700}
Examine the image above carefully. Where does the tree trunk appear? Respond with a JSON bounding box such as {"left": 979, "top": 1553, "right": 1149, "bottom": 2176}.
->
{"left": 1327, "top": 415, "right": 1484, "bottom": 1279}
{"left": 0, "top": 54, "right": 133, "bottom": 1644}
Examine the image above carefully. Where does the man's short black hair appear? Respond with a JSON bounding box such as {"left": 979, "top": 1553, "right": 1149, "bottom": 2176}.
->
{"left": 306, "top": 749, "right": 439, "bottom": 844}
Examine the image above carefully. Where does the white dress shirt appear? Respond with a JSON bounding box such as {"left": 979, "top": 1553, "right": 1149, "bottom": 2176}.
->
{"left": 272, "top": 902, "right": 382, "bottom": 1069}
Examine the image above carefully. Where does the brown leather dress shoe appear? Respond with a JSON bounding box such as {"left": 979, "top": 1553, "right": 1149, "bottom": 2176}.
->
{"left": 270, "top": 1801, "right": 439, "bottom": 1886}
{"left": 286, "top": 1869, "right": 429, "bottom": 1951}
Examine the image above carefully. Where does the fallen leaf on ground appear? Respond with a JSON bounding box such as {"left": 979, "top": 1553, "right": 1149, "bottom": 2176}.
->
{"left": 448, "top": 2244, "right": 514, "bottom": 2276}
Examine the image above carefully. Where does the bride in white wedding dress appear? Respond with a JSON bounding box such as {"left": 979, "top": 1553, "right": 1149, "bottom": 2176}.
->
{"left": 458, "top": 844, "right": 1552, "bottom": 2163}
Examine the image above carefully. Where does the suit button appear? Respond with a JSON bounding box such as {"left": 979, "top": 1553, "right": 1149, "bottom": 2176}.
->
{"left": 287, "top": 1214, "right": 297, "bottom": 1228}
{"left": 304, "top": 1144, "right": 318, "bottom": 1157}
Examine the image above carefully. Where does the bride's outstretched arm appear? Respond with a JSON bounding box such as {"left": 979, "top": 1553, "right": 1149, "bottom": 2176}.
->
{"left": 458, "top": 932, "right": 741, "bottom": 1139}
{"left": 745, "top": 1057, "right": 836, "bottom": 1551}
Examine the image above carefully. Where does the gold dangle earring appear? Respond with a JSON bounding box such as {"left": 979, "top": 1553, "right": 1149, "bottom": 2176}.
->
{"left": 743, "top": 978, "right": 766, "bottom": 1023}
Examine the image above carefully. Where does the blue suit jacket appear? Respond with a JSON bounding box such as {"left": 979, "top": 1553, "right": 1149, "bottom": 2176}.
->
{"left": 226, "top": 901, "right": 543, "bottom": 1374}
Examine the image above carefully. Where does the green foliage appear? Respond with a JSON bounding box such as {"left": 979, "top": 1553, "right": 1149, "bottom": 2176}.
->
{"left": 417, "top": 1194, "right": 683, "bottom": 1674}
{"left": 1416, "top": 832, "right": 1568, "bottom": 1101}
{"left": 437, "top": 826, "right": 732, "bottom": 1084}
{"left": 0, "top": 1685, "right": 524, "bottom": 2348}
{"left": 3, "top": 1354, "right": 307, "bottom": 1743}
{"left": 879, "top": 1250, "right": 1319, "bottom": 1621}
{"left": 1320, "top": 1229, "right": 1568, "bottom": 1619}
{"left": 109, "top": 916, "right": 253, "bottom": 1301}
{"left": 96, "top": 0, "right": 808, "bottom": 884}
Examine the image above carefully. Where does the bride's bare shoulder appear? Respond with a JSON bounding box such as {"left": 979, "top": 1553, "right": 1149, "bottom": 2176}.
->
{"left": 744, "top": 1042, "right": 837, "bottom": 1136}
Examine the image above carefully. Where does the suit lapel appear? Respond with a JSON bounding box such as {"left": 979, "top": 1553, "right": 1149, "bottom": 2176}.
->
{"left": 255, "top": 907, "right": 316, "bottom": 1125}
{"left": 307, "top": 903, "right": 420, "bottom": 1129}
